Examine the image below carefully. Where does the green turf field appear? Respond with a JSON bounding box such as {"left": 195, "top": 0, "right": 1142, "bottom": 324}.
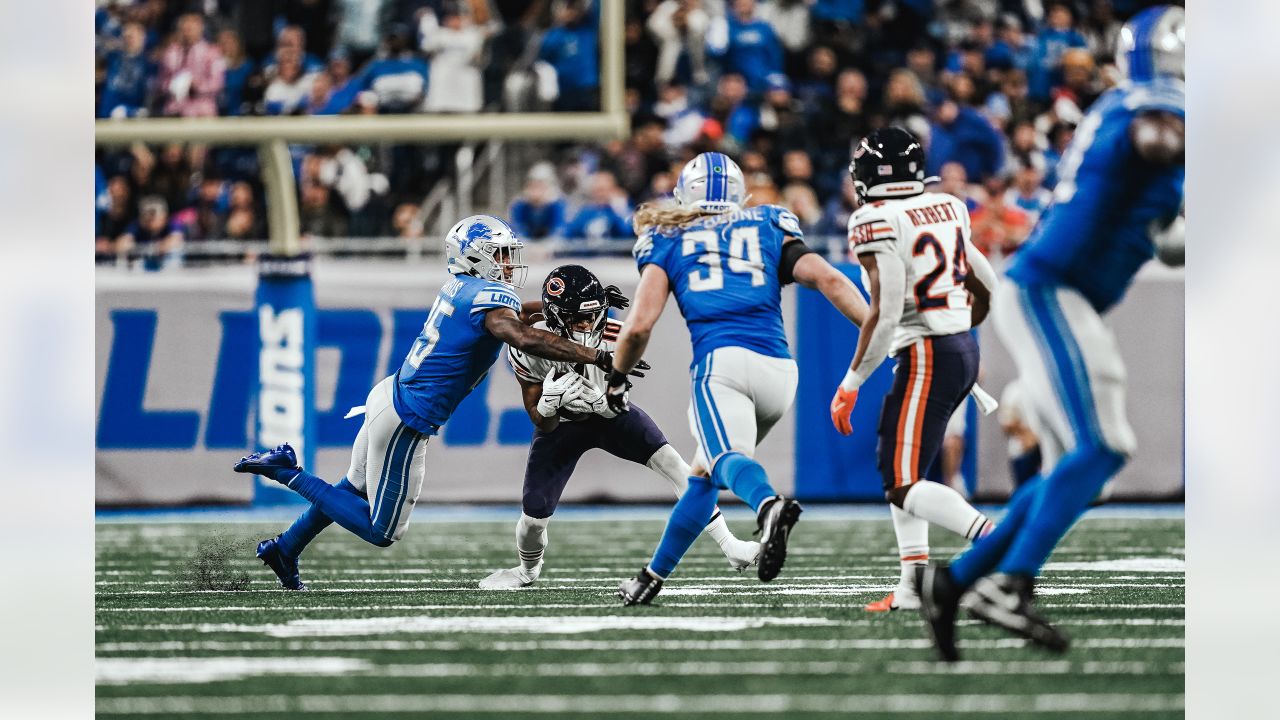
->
{"left": 95, "top": 510, "right": 1184, "bottom": 718}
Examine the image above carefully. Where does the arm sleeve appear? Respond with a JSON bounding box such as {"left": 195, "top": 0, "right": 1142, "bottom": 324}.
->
{"left": 850, "top": 252, "right": 906, "bottom": 387}
{"left": 847, "top": 211, "right": 897, "bottom": 256}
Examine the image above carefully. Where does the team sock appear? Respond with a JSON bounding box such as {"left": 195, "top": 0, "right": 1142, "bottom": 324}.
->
{"left": 275, "top": 478, "right": 365, "bottom": 558}
{"left": 646, "top": 447, "right": 742, "bottom": 551}
{"left": 278, "top": 469, "right": 391, "bottom": 547}
{"left": 996, "top": 445, "right": 1124, "bottom": 577}
{"left": 902, "top": 481, "right": 992, "bottom": 540}
{"left": 516, "top": 513, "right": 549, "bottom": 571}
{"left": 950, "top": 475, "right": 1045, "bottom": 587}
{"left": 704, "top": 510, "right": 736, "bottom": 548}
{"left": 648, "top": 474, "right": 718, "bottom": 578}
{"left": 889, "top": 504, "right": 929, "bottom": 593}
{"left": 717, "top": 452, "right": 776, "bottom": 512}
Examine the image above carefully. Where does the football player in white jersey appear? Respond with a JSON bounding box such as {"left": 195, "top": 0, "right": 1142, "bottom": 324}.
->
{"left": 829, "top": 127, "right": 1001, "bottom": 612}
{"left": 479, "top": 265, "right": 761, "bottom": 589}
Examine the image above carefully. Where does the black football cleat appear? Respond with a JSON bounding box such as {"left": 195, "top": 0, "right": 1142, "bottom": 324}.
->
{"left": 618, "top": 567, "right": 664, "bottom": 606}
{"left": 756, "top": 496, "right": 803, "bottom": 582}
{"left": 915, "top": 563, "right": 963, "bottom": 662}
{"left": 965, "top": 573, "right": 1070, "bottom": 654}
{"left": 233, "top": 443, "right": 299, "bottom": 480}
{"left": 255, "top": 537, "right": 307, "bottom": 591}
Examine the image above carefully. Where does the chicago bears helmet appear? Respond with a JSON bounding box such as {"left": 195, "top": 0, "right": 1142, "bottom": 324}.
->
{"left": 444, "top": 214, "right": 528, "bottom": 288}
{"left": 542, "top": 264, "right": 609, "bottom": 346}
{"left": 1116, "top": 6, "right": 1185, "bottom": 83}
{"left": 674, "top": 152, "right": 746, "bottom": 213}
{"left": 849, "top": 127, "right": 931, "bottom": 200}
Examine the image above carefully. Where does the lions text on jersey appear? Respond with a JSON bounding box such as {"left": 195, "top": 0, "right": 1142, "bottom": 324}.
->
{"left": 394, "top": 273, "right": 522, "bottom": 434}
{"left": 847, "top": 191, "right": 975, "bottom": 352}
{"left": 1007, "top": 77, "right": 1184, "bottom": 312}
{"left": 633, "top": 204, "right": 801, "bottom": 365}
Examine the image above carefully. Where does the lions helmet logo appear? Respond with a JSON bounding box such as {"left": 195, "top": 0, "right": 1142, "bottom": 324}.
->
{"left": 464, "top": 221, "right": 494, "bottom": 248}
{"left": 545, "top": 276, "right": 566, "bottom": 296}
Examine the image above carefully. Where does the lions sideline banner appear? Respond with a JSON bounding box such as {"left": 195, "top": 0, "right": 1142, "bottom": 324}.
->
{"left": 95, "top": 257, "right": 1183, "bottom": 507}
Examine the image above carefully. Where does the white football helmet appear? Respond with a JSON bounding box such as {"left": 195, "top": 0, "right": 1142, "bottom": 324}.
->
{"left": 1116, "top": 5, "right": 1184, "bottom": 83}
{"left": 674, "top": 152, "right": 746, "bottom": 214}
{"left": 444, "top": 214, "right": 528, "bottom": 288}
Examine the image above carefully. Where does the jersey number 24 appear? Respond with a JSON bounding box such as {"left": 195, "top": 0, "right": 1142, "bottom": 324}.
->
{"left": 682, "top": 226, "right": 764, "bottom": 292}
{"left": 913, "top": 228, "right": 969, "bottom": 311}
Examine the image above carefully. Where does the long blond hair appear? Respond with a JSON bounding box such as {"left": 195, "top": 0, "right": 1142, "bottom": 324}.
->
{"left": 631, "top": 201, "right": 720, "bottom": 234}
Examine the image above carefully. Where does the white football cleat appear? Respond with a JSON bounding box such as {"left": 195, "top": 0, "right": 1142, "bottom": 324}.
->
{"left": 723, "top": 538, "right": 762, "bottom": 571}
{"left": 478, "top": 562, "right": 542, "bottom": 590}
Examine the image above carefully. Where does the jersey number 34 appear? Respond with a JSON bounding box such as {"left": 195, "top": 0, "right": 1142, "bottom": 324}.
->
{"left": 682, "top": 226, "right": 764, "bottom": 292}
{"left": 913, "top": 228, "right": 968, "bottom": 311}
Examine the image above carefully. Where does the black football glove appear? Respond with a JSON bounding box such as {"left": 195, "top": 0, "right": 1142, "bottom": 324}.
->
{"left": 604, "top": 284, "right": 631, "bottom": 310}
{"left": 593, "top": 350, "right": 651, "bottom": 378}
{"left": 605, "top": 370, "right": 631, "bottom": 414}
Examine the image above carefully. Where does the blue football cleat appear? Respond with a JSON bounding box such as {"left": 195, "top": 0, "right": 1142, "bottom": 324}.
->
{"left": 233, "top": 444, "right": 299, "bottom": 480}
{"left": 256, "top": 537, "right": 307, "bottom": 591}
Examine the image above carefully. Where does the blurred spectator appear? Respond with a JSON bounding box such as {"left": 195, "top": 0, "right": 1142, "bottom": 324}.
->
{"left": 647, "top": 0, "right": 710, "bottom": 86}
{"left": 300, "top": 181, "right": 350, "bottom": 238}
{"left": 708, "top": 0, "right": 785, "bottom": 92}
{"left": 392, "top": 202, "right": 425, "bottom": 240}
{"left": 757, "top": 0, "right": 811, "bottom": 73}
{"left": 745, "top": 171, "right": 780, "bottom": 206}
{"left": 421, "top": 1, "right": 493, "bottom": 113}
{"left": 1028, "top": 2, "right": 1088, "bottom": 103}
{"left": 359, "top": 24, "right": 431, "bottom": 112}
{"left": 1055, "top": 48, "right": 1102, "bottom": 111}
{"left": 189, "top": 176, "right": 230, "bottom": 240}
{"left": 263, "top": 25, "right": 326, "bottom": 75}
{"left": 781, "top": 182, "right": 821, "bottom": 234}
{"left": 510, "top": 163, "right": 568, "bottom": 241}
{"left": 218, "top": 29, "right": 260, "bottom": 116}
{"left": 881, "top": 69, "right": 930, "bottom": 141}
{"left": 538, "top": 0, "right": 600, "bottom": 112}
{"left": 937, "top": 161, "right": 981, "bottom": 213}
{"left": 654, "top": 84, "right": 707, "bottom": 150}
{"left": 264, "top": 48, "right": 318, "bottom": 115}
{"left": 927, "top": 99, "right": 1005, "bottom": 182}
{"left": 708, "top": 73, "right": 759, "bottom": 152}
{"left": 97, "top": 176, "right": 136, "bottom": 250}
{"left": 157, "top": 13, "right": 225, "bottom": 117}
{"left": 1006, "top": 159, "right": 1053, "bottom": 226}
{"left": 562, "top": 171, "right": 632, "bottom": 242}
{"left": 816, "top": 173, "right": 859, "bottom": 243}
{"left": 970, "top": 175, "right": 1030, "bottom": 258}
{"left": 1042, "top": 120, "right": 1076, "bottom": 189}
{"left": 1082, "top": 0, "right": 1125, "bottom": 60}
{"left": 143, "top": 143, "right": 196, "bottom": 214}
{"left": 116, "top": 196, "right": 185, "bottom": 270}
{"left": 756, "top": 74, "right": 808, "bottom": 161}
{"left": 99, "top": 22, "right": 154, "bottom": 118}
{"left": 795, "top": 45, "right": 837, "bottom": 117}
{"left": 336, "top": 0, "right": 391, "bottom": 68}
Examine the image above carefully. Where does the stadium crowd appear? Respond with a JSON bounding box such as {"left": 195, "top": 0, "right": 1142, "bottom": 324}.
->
{"left": 95, "top": 0, "right": 1176, "bottom": 266}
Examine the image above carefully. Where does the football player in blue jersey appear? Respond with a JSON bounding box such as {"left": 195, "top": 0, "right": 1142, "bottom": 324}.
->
{"left": 609, "top": 151, "right": 870, "bottom": 605}
{"left": 233, "top": 215, "right": 637, "bottom": 590}
{"left": 915, "top": 6, "right": 1185, "bottom": 660}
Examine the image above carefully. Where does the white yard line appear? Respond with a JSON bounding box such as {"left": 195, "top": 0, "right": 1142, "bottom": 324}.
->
{"left": 96, "top": 692, "right": 1184, "bottom": 715}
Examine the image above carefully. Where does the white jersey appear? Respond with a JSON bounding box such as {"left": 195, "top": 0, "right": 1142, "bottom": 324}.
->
{"left": 846, "top": 191, "right": 974, "bottom": 353}
{"left": 507, "top": 318, "right": 621, "bottom": 421}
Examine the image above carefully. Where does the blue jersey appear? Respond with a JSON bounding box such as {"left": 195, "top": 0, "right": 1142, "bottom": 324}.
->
{"left": 392, "top": 274, "right": 522, "bottom": 434}
{"left": 1007, "top": 79, "right": 1184, "bottom": 313}
{"left": 634, "top": 205, "right": 800, "bottom": 365}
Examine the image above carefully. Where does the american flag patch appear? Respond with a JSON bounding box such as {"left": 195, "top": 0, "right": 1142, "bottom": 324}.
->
{"left": 877, "top": 164, "right": 894, "bottom": 176}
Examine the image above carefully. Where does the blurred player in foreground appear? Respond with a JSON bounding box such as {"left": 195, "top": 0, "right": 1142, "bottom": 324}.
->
{"left": 479, "top": 265, "right": 760, "bottom": 589}
{"left": 610, "top": 152, "right": 870, "bottom": 605}
{"left": 916, "top": 5, "right": 1185, "bottom": 660}
{"left": 233, "top": 215, "right": 637, "bottom": 590}
{"left": 829, "top": 127, "right": 1000, "bottom": 613}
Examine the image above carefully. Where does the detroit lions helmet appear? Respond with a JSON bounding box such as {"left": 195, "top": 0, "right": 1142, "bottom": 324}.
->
{"left": 1116, "top": 6, "right": 1184, "bottom": 83}
{"left": 674, "top": 152, "right": 746, "bottom": 213}
{"left": 542, "top": 264, "right": 609, "bottom": 347}
{"left": 444, "top": 214, "right": 528, "bottom": 288}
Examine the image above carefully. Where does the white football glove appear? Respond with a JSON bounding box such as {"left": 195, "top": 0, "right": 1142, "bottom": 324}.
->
{"left": 537, "top": 372, "right": 584, "bottom": 418}
{"left": 565, "top": 379, "right": 617, "bottom": 419}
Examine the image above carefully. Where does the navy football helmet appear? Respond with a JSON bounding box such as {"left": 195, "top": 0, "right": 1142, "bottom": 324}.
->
{"left": 542, "top": 265, "right": 610, "bottom": 347}
{"left": 850, "top": 127, "right": 932, "bottom": 201}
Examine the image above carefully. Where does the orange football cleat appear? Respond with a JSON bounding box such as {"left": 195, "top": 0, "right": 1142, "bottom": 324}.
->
{"left": 865, "top": 592, "right": 899, "bottom": 612}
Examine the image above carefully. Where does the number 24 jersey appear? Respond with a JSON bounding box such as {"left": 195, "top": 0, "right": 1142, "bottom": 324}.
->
{"left": 847, "top": 191, "right": 975, "bottom": 354}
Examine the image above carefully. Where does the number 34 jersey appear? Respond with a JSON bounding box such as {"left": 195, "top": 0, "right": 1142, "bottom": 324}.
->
{"left": 633, "top": 204, "right": 800, "bottom": 366}
{"left": 393, "top": 273, "right": 522, "bottom": 435}
{"left": 847, "top": 191, "right": 974, "bottom": 354}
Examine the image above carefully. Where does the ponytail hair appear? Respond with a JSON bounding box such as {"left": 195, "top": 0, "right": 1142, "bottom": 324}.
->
{"left": 631, "top": 201, "right": 719, "bottom": 234}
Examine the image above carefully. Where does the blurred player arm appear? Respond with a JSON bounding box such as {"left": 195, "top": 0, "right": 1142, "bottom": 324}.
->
{"left": 784, "top": 238, "right": 869, "bottom": 327}
{"left": 485, "top": 308, "right": 599, "bottom": 365}
{"left": 612, "top": 264, "right": 670, "bottom": 375}
{"left": 963, "top": 238, "right": 997, "bottom": 326}
{"left": 1130, "top": 111, "right": 1185, "bottom": 166}
{"left": 841, "top": 250, "right": 905, "bottom": 391}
